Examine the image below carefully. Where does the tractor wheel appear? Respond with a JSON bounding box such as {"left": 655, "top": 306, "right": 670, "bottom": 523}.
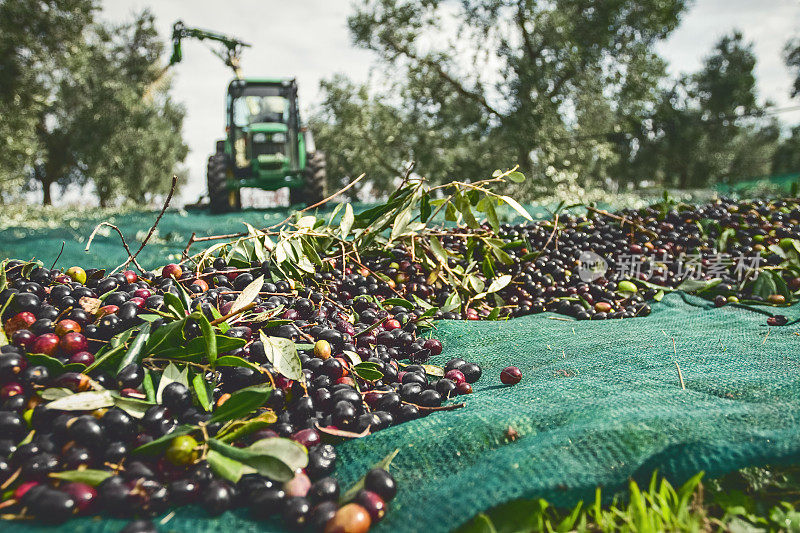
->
{"left": 290, "top": 151, "right": 327, "bottom": 206}
{"left": 207, "top": 152, "right": 240, "bottom": 213}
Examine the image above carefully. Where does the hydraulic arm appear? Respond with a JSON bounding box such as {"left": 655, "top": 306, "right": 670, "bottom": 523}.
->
{"left": 169, "top": 20, "right": 250, "bottom": 78}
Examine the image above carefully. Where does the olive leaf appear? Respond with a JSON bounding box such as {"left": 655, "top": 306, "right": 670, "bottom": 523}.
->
{"left": 207, "top": 449, "right": 248, "bottom": 484}
{"left": 208, "top": 438, "right": 302, "bottom": 482}
{"left": 381, "top": 298, "right": 415, "bottom": 310}
{"left": 338, "top": 351, "right": 360, "bottom": 367}
{"left": 192, "top": 372, "right": 213, "bottom": 412}
{"left": 230, "top": 275, "right": 264, "bottom": 315}
{"left": 49, "top": 469, "right": 113, "bottom": 486}
{"left": 40, "top": 388, "right": 73, "bottom": 401}
{"left": 133, "top": 425, "right": 195, "bottom": 455}
{"left": 340, "top": 203, "right": 355, "bottom": 238}
{"left": 46, "top": 390, "right": 115, "bottom": 411}
{"left": 486, "top": 274, "right": 512, "bottom": 294}
{"left": 208, "top": 383, "right": 272, "bottom": 424}
{"left": 499, "top": 195, "right": 533, "bottom": 221}
{"left": 155, "top": 362, "right": 189, "bottom": 404}
{"left": 259, "top": 331, "right": 303, "bottom": 381}
{"left": 353, "top": 362, "right": 384, "bottom": 382}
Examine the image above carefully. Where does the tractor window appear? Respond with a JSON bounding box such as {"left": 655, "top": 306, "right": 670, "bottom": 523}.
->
{"left": 232, "top": 94, "right": 288, "bottom": 127}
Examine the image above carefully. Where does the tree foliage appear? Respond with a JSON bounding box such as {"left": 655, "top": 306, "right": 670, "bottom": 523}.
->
{"left": 0, "top": 0, "right": 95, "bottom": 199}
{"left": 314, "top": 3, "right": 796, "bottom": 197}
{"left": 314, "top": 0, "right": 687, "bottom": 198}
{"left": 629, "top": 31, "right": 778, "bottom": 189}
{"left": 0, "top": 1, "right": 187, "bottom": 205}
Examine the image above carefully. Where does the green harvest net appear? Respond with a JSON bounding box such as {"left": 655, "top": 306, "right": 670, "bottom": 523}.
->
{"left": 6, "top": 292, "right": 800, "bottom": 532}
{"left": 0, "top": 203, "right": 567, "bottom": 272}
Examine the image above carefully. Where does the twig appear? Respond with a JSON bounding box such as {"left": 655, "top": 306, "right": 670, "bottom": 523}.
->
{"left": 762, "top": 328, "right": 771, "bottom": 345}
{"left": 123, "top": 174, "right": 178, "bottom": 272}
{"left": 673, "top": 338, "right": 686, "bottom": 390}
{"left": 0, "top": 467, "right": 20, "bottom": 490}
{"left": 586, "top": 206, "right": 658, "bottom": 238}
{"left": 541, "top": 213, "right": 560, "bottom": 252}
{"left": 210, "top": 302, "right": 256, "bottom": 326}
{"left": 85, "top": 222, "right": 145, "bottom": 272}
{"left": 50, "top": 241, "right": 65, "bottom": 270}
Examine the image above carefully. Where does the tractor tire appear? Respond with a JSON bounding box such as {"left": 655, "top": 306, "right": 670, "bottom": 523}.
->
{"left": 290, "top": 151, "right": 327, "bottom": 206}
{"left": 207, "top": 152, "right": 240, "bottom": 213}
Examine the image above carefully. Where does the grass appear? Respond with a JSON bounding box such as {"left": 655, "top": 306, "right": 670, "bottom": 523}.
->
{"left": 458, "top": 465, "right": 800, "bottom": 532}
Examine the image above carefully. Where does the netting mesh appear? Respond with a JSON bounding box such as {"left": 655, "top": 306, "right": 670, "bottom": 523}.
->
{"left": 6, "top": 292, "right": 800, "bottom": 532}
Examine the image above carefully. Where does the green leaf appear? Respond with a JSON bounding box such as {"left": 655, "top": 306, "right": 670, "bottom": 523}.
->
{"left": 460, "top": 514, "right": 497, "bottom": 533}
{"left": 771, "top": 270, "right": 792, "bottom": 299}
{"left": 208, "top": 437, "right": 308, "bottom": 482}
{"left": 207, "top": 449, "right": 248, "bottom": 483}
{"left": 421, "top": 364, "right": 444, "bottom": 377}
{"left": 40, "top": 388, "right": 72, "bottom": 401}
{"left": 441, "top": 291, "right": 462, "bottom": 313}
{"left": 192, "top": 371, "right": 213, "bottom": 412}
{"left": 46, "top": 390, "right": 115, "bottom": 411}
{"left": 230, "top": 275, "right": 264, "bottom": 315}
{"left": 134, "top": 424, "right": 195, "bottom": 455}
{"left": 341, "top": 449, "right": 399, "bottom": 503}
{"left": 717, "top": 228, "right": 735, "bottom": 252}
{"left": 340, "top": 203, "right": 355, "bottom": 238}
{"left": 209, "top": 306, "right": 230, "bottom": 333}
{"left": 654, "top": 290, "right": 665, "bottom": 302}
{"left": 342, "top": 350, "right": 362, "bottom": 366}
{"left": 196, "top": 313, "right": 218, "bottom": 365}
{"left": 26, "top": 353, "right": 68, "bottom": 374}
{"left": 153, "top": 335, "right": 246, "bottom": 362}
{"left": 143, "top": 318, "right": 185, "bottom": 357}
{"left": 507, "top": 171, "right": 526, "bottom": 183}
{"left": 217, "top": 411, "right": 278, "bottom": 443}
{"left": 215, "top": 355, "right": 263, "bottom": 371}
{"left": 486, "top": 201, "right": 500, "bottom": 233}
{"left": 259, "top": 332, "right": 303, "bottom": 381}
{"left": 115, "top": 322, "right": 151, "bottom": 373}
{"left": 49, "top": 469, "right": 113, "bottom": 486}
{"left": 750, "top": 272, "right": 777, "bottom": 299}
{"left": 381, "top": 298, "right": 414, "bottom": 310}
{"left": 111, "top": 394, "right": 152, "bottom": 418}
{"left": 486, "top": 274, "right": 512, "bottom": 294}
{"left": 390, "top": 207, "right": 412, "bottom": 241}
{"left": 353, "top": 362, "right": 384, "bottom": 382}
{"left": 163, "top": 292, "right": 186, "bottom": 319}
{"left": 499, "top": 195, "right": 533, "bottom": 221}
{"left": 429, "top": 236, "right": 449, "bottom": 266}
{"left": 208, "top": 383, "right": 272, "bottom": 424}
{"left": 155, "top": 362, "right": 189, "bottom": 404}
{"left": 247, "top": 437, "right": 309, "bottom": 472}
{"left": 445, "top": 201, "right": 458, "bottom": 222}
{"left": 142, "top": 368, "right": 155, "bottom": 403}
{"left": 420, "top": 193, "right": 432, "bottom": 223}
{"left": 482, "top": 255, "right": 496, "bottom": 279}
{"left": 676, "top": 277, "right": 722, "bottom": 293}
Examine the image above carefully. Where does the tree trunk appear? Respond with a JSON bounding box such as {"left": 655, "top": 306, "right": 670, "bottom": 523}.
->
{"left": 42, "top": 179, "right": 53, "bottom": 206}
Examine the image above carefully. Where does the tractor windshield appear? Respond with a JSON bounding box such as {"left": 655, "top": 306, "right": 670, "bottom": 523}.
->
{"left": 231, "top": 86, "right": 288, "bottom": 127}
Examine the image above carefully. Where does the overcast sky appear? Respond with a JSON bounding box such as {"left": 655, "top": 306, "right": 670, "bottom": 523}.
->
{"left": 99, "top": 0, "right": 800, "bottom": 205}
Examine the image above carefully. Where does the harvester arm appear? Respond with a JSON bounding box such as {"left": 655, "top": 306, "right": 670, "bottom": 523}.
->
{"left": 169, "top": 20, "right": 250, "bottom": 78}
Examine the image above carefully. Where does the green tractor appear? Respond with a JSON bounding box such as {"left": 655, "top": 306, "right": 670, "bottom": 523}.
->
{"left": 170, "top": 21, "right": 326, "bottom": 213}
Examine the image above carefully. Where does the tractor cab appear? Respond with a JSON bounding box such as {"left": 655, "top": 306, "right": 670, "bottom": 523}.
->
{"left": 205, "top": 78, "right": 326, "bottom": 212}
{"left": 226, "top": 79, "right": 305, "bottom": 182}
